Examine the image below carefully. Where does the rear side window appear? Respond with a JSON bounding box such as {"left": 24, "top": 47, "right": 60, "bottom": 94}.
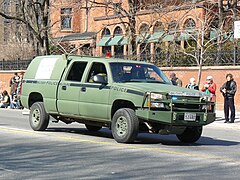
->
{"left": 66, "top": 61, "right": 87, "bottom": 82}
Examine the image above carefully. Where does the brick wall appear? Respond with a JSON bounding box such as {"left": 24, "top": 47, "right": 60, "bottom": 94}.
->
{"left": 162, "top": 66, "right": 240, "bottom": 111}
{"left": 1, "top": 66, "right": 239, "bottom": 111}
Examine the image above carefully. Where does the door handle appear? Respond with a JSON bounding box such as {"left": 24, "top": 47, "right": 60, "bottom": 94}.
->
{"left": 81, "top": 87, "right": 86, "bottom": 92}
{"left": 62, "top": 86, "right": 67, "bottom": 90}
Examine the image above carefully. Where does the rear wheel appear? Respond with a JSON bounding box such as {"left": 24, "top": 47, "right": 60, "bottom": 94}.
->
{"left": 85, "top": 124, "right": 102, "bottom": 131}
{"left": 29, "top": 102, "right": 49, "bottom": 131}
{"left": 111, "top": 108, "right": 139, "bottom": 143}
{"left": 176, "top": 126, "right": 202, "bottom": 143}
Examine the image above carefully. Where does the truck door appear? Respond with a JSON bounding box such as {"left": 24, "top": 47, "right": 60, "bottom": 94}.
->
{"left": 57, "top": 61, "right": 87, "bottom": 115}
{"left": 79, "top": 62, "right": 110, "bottom": 120}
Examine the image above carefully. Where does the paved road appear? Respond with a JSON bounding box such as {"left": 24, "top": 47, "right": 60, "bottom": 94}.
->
{"left": 0, "top": 109, "right": 240, "bottom": 180}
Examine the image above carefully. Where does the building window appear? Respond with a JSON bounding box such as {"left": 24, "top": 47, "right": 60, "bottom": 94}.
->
{"left": 102, "top": 28, "right": 111, "bottom": 37}
{"left": 184, "top": 18, "right": 196, "bottom": 29}
{"left": 61, "top": 8, "right": 72, "bottom": 30}
{"left": 153, "top": 21, "right": 164, "bottom": 32}
{"left": 114, "top": 26, "right": 123, "bottom": 35}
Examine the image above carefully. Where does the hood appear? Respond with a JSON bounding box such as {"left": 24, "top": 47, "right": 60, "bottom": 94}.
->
{"left": 116, "top": 82, "right": 206, "bottom": 97}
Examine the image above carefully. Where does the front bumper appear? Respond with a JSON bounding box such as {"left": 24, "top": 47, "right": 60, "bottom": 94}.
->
{"left": 136, "top": 109, "right": 215, "bottom": 126}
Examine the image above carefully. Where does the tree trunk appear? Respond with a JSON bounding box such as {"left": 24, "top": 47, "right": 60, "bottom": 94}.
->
{"left": 216, "top": 0, "right": 224, "bottom": 64}
{"left": 128, "top": 0, "right": 138, "bottom": 60}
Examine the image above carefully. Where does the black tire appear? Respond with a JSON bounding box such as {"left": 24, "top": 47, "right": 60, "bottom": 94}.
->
{"left": 29, "top": 102, "right": 49, "bottom": 131}
{"left": 85, "top": 124, "right": 102, "bottom": 131}
{"left": 111, "top": 108, "right": 139, "bottom": 143}
{"left": 176, "top": 126, "right": 203, "bottom": 143}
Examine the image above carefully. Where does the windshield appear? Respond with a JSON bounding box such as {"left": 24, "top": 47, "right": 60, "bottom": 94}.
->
{"left": 110, "top": 62, "right": 171, "bottom": 84}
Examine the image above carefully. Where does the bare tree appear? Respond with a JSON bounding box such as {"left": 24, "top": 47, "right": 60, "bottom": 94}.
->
{"left": 179, "top": 1, "right": 240, "bottom": 84}
{"left": 0, "top": 0, "right": 51, "bottom": 55}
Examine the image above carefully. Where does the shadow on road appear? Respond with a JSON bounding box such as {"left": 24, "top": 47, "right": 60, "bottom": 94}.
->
{"left": 215, "top": 117, "right": 239, "bottom": 122}
{"left": 45, "top": 127, "right": 239, "bottom": 147}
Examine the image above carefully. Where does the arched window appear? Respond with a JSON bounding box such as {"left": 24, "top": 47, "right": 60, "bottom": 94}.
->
{"left": 153, "top": 21, "right": 164, "bottom": 32}
{"left": 184, "top": 18, "right": 196, "bottom": 29}
{"left": 114, "top": 26, "right": 123, "bottom": 35}
{"left": 102, "top": 28, "right": 110, "bottom": 37}
{"left": 139, "top": 23, "right": 149, "bottom": 34}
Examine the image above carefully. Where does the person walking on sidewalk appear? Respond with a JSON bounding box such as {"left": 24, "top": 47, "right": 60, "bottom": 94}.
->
{"left": 220, "top": 73, "right": 237, "bottom": 123}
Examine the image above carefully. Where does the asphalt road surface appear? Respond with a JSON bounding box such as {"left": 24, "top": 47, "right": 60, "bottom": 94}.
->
{"left": 0, "top": 109, "right": 239, "bottom": 180}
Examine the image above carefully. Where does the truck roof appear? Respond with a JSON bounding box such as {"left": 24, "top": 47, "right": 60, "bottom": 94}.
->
{"left": 66, "top": 55, "right": 152, "bottom": 65}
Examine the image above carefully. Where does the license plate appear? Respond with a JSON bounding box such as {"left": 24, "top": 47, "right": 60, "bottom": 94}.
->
{"left": 184, "top": 112, "right": 196, "bottom": 121}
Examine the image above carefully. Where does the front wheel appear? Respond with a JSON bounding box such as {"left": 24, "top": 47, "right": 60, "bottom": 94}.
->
{"left": 111, "top": 108, "right": 139, "bottom": 143}
{"left": 29, "top": 102, "right": 49, "bottom": 131}
{"left": 176, "top": 126, "right": 203, "bottom": 143}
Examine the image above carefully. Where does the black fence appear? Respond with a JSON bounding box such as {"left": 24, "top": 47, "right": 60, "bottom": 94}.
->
{"left": 0, "top": 50, "right": 240, "bottom": 70}
{"left": 0, "top": 59, "right": 32, "bottom": 70}
{"left": 152, "top": 50, "right": 240, "bottom": 67}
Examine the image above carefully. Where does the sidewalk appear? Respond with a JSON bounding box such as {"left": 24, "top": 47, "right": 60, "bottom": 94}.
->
{"left": 208, "top": 110, "right": 240, "bottom": 129}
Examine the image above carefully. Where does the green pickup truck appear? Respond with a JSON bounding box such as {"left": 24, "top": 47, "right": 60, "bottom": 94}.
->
{"left": 21, "top": 55, "right": 215, "bottom": 143}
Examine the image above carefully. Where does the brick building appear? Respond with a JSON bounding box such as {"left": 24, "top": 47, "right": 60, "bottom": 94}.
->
{"left": 50, "top": 0, "right": 240, "bottom": 61}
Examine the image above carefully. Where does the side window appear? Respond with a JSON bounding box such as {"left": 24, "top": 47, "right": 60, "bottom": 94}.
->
{"left": 87, "top": 62, "right": 107, "bottom": 83}
{"left": 66, "top": 62, "right": 87, "bottom": 82}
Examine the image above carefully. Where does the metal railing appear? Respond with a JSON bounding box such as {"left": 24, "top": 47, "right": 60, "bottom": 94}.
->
{"left": 0, "top": 50, "right": 239, "bottom": 70}
{"left": 0, "top": 59, "right": 32, "bottom": 70}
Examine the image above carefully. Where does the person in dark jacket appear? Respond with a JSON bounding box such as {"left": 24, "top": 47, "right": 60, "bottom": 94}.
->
{"left": 220, "top": 74, "right": 237, "bottom": 123}
{"left": 186, "top": 77, "right": 199, "bottom": 90}
{"left": 170, "top": 73, "right": 182, "bottom": 87}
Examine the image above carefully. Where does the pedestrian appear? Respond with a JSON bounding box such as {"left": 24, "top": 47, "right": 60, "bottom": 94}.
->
{"left": 220, "top": 73, "right": 237, "bottom": 123}
{"left": 9, "top": 72, "right": 20, "bottom": 99}
{"left": 201, "top": 76, "right": 216, "bottom": 102}
{"left": 169, "top": 73, "right": 182, "bottom": 87}
{"left": 0, "top": 90, "right": 10, "bottom": 108}
{"left": 105, "top": 50, "right": 111, "bottom": 58}
{"left": 10, "top": 94, "right": 20, "bottom": 109}
{"left": 186, "top": 77, "right": 199, "bottom": 90}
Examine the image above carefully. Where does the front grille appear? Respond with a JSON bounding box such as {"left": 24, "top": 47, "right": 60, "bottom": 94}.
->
{"left": 172, "top": 103, "right": 202, "bottom": 111}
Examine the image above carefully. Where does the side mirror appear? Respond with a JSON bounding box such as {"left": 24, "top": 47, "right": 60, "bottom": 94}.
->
{"left": 93, "top": 74, "right": 107, "bottom": 84}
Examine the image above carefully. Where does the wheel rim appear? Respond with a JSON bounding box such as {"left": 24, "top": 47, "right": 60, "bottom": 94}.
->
{"left": 32, "top": 108, "right": 40, "bottom": 127}
{"left": 115, "top": 115, "right": 128, "bottom": 137}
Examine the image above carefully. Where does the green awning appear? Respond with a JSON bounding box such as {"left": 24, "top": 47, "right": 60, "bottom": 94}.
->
{"left": 210, "top": 31, "right": 234, "bottom": 42}
{"left": 96, "top": 36, "right": 111, "bottom": 46}
{"left": 119, "top": 37, "right": 128, "bottom": 45}
{"left": 108, "top": 35, "right": 123, "bottom": 46}
{"left": 137, "top": 33, "right": 150, "bottom": 43}
{"left": 210, "top": 31, "right": 217, "bottom": 40}
{"left": 178, "top": 30, "right": 194, "bottom": 41}
{"left": 147, "top": 31, "right": 165, "bottom": 43}
{"left": 224, "top": 34, "right": 234, "bottom": 42}
{"left": 162, "top": 34, "right": 175, "bottom": 42}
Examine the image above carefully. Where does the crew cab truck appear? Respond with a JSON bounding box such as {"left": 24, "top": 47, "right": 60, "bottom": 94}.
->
{"left": 21, "top": 55, "right": 215, "bottom": 143}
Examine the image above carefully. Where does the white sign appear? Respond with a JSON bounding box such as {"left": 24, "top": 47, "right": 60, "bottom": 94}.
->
{"left": 234, "top": 21, "right": 240, "bottom": 39}
{"left": 35, "top": 58, "right": 58, "bottom": 79}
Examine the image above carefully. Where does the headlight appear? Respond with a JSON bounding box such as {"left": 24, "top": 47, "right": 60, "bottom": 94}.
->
{"left": 145, "top": 93, "right": 166, "bottom": 108}
{"left": 151, "top": 102, "right": 165, "bottom": 108}
{"left": 150, "top": 93, "right": 165, "bottom": 100}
